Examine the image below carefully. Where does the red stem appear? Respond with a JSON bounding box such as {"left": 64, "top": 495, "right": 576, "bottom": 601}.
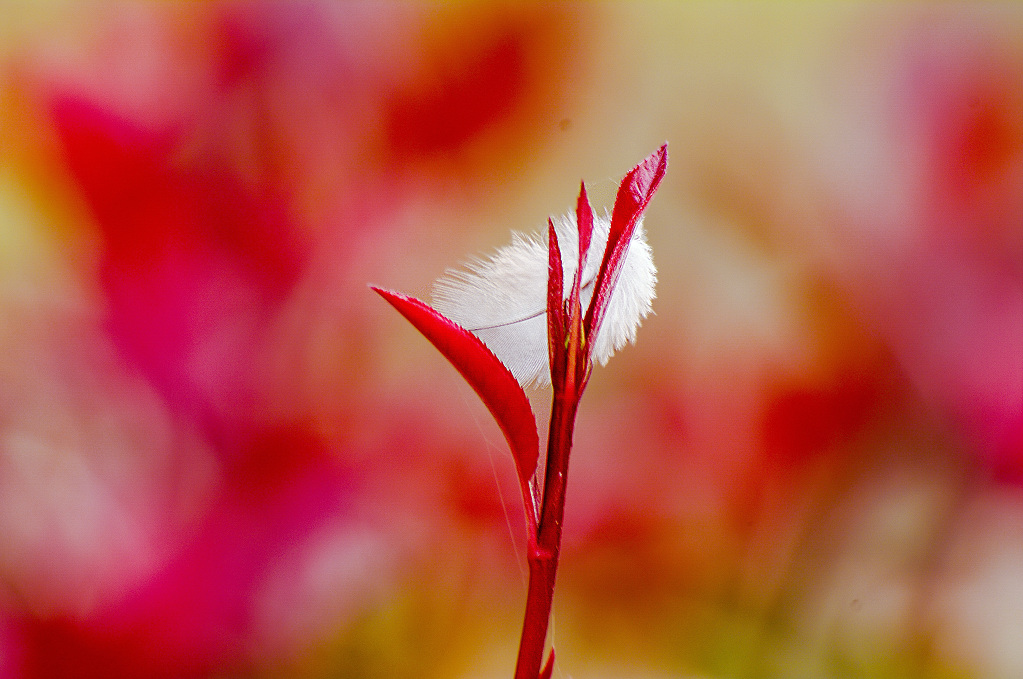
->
{"left": 513, "top": 378, "right": 582, "bottom": 679}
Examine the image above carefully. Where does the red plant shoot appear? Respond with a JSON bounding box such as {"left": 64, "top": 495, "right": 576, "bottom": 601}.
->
{"left": 373, "top": 144, "right": 667, "bottom": 678}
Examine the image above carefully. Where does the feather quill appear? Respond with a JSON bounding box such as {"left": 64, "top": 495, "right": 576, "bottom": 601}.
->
{"left": 432, "top": 211, "right": 656, "bottom": 387}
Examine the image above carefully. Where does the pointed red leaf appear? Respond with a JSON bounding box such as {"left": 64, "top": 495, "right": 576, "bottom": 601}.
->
{"left": 546, "top": 218, "right": 566, "bottom": 387}
{"left": 372, "top": 287, "right": 540, "bottom": 501}
{"left": 608, "top": 143, "right": 668, "bottom": 248}
{"left": 585, "top": 144, "right": 667, "bottom": 341}
{"left": 572, "top": 182, "right": 593, "bottom": 304}
{"left": 539, "top": 649, "right": 555, "bottom": 679}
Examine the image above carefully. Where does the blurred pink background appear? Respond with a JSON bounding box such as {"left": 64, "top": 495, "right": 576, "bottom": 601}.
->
{"left": 1, "top": 4, "right": 1021, "bottom": 678}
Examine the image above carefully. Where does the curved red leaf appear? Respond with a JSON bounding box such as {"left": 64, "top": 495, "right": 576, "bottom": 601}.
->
{"left": 372, "top": 287, "right": 540, "bottom": 511}
{"left": 585, "top": 143, "right": 667, "bottom": 340}
{"left": 608, "top": 143, "right": 668, "bottom": 247}
{"left": 539, "top": 648, "right": 555, "bottom": 679}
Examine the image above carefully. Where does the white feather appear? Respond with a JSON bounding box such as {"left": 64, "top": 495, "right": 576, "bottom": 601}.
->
{"left": 432, "top": 211, "right": 656, "bottom": 387}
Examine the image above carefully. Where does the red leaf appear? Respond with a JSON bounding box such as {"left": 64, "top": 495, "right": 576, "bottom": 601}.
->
{"left": 572, "top": 182, "right": 593, "bottom": 303}
{"left": 609, "top": 143, "right": 669, "bottom": 245}
{"left": 546, "top": 218, "right": 566, "bottom": 387}
{"left": 539, "top": 648, "right": 555, "bottom": 679}
{"left": 372, "top": 288, "right": 540, "bottom": 510}
{"left": 585, "top": 144, "right": 667, "bottom": 340}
